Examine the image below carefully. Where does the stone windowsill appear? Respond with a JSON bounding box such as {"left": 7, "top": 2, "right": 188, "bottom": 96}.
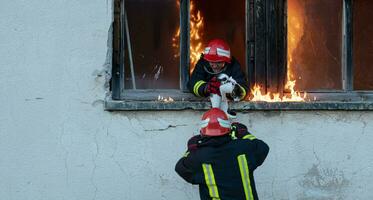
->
{"left": 105, "top": 90, "right": 373, "bottom": 111}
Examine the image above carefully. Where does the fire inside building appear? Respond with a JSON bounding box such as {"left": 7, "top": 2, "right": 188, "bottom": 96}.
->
{"left": 111, "top": 0, "right": 373, "bottom": 104}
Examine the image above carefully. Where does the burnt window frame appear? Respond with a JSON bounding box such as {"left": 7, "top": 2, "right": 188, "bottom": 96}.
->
{"left": 106, "top": 0, "right": 373, "bottom": 111}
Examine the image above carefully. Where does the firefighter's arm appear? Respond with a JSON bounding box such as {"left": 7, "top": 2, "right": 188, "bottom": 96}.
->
{"left": 239, "top": 128, "right": 269, "bottom": 168}
{"left": 187, "top": 60, "right": 209, "bottom": 97}
{"left": 230, "top": 60, "right": 248, "bottom": 100}
{"left": 175, "top": 150, "right": 200, "bottom": 184}
{"left": 250, "top": 138, "right": 269, "bottom": 168}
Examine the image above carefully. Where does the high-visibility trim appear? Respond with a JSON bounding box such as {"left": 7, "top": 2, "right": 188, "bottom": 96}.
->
{"left": 216, "top": 48, "right": 230, "bottom": 58}
{"left": 237, "top": 154, "right": 254, "bottom": 200}
{"left": 230, "top": 130, "right": 237, "bottom": 140}
{"left": 243, "top": 134, "right": 256, "bottom": 140}
{"left": 193, "top": 80, "right": 206, "bottom": 97}
{"left": 204, "top": 47, "right": 211, "bottom": 54}
{"left": 200, "top": 118, "right": 210, "bottom": 129}
{"left": 204, "top": 47, "right": 230, "bottom": 58}
{"left": 217, "top": 117, "right": 231, "bottom": 128}
{"left": 183, "top": 151, "right": 190, "bottom": 157}
{"left": 239, "top": 86, "right": 247, "bottom": 100}
{"left": 202, "top": 164, "right": 220, "bottom": 200}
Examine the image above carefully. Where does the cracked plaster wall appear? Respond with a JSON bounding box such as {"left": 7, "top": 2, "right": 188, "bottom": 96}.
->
{"left": 1, "top": 1, "right": 373, "bottom": 200}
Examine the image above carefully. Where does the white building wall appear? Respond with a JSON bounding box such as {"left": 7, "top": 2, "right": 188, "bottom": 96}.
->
{"left": 0, "top": 1, "right": 372, "bottom": 200}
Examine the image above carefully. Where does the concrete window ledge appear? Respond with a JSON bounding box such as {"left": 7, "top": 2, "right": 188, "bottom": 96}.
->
{"left": 105, "top": 99, "right": 373, "bottom": 111}
{"left": 105, "top": 90, "right": 373, "bottom": 111}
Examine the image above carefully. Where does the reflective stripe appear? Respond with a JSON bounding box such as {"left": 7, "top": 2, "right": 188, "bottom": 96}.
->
{"left": 199, "top": 118, "right": 210, "bottom": 128}
{"left": 204, "top": 47, "right": 230, "bottom": 58}
{"left": 183, "top": 151, "right": 190, "bottom": 157}
{"left": 193, "top": 80, "right": 206, "bottom": 97}
{"left": 230, "top": 130, "right": 237, "bottom": 140}
{"left": 243, "top": 134, "right": 256, "bottom": 140}
{"left": 202, "top": 164, "right": 220, "bottom": 199}
{"left": 217, "top": 117, "right": 231, "bottom": 128}
{"left": 239, "top": 85, "right": 247, "bottom": 100}
{"left": 237, "top": 154, "right": 254, "bottom": 200}
{"left": 204, "top": 47, "right": 211, "bottom": 54}
{"left": 216, "top": 48, "right": 230, "bottom": 58}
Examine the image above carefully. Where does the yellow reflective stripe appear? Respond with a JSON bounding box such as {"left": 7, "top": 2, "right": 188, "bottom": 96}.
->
{"left": 193, "top": 81, "right": 206, "bottom": 97}
{"left": 230, "top": 130, "right": 237, "bottom": 140}
{"left": 243, "top": 134, "right": 256, "bottom": 140}
{"left": 202, "top": 164, "right": 220, "bottom": 199}
{"left": 193, "top": 81, "right": 206, "bottom": 96}
{"left": 239, "top": 85, "right": 247, "bottom": 100}
{"left": 183, "top": 151, "right": 190, "bottom": 157}
{"left": 237, "top": 154, "right": 254, "bottom": 200}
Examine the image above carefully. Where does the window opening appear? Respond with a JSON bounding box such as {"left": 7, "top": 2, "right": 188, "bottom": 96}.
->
{"left": 287, "top": 0, "right": 343, "bottom": 91}
{"left": 124, "top": 0, "right": 180, "bottom": 89}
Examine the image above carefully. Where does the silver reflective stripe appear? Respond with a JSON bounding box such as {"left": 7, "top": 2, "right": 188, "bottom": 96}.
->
{"left": 200, "top": 118, "right": 210, "bottom": 128}
{"left": 237, "top": 154, "right": 254, "bottom": 200}
{"left": 202, "top": 164, "right": 220, "bottom": 199}
{"left": 216, "top": 48, "right": 230, "bottom": 57}
{"left": 217, "top": 117, "right": 231, "bottom": 128}
{"left": 204, "top": 47, "right": 211, "bottom": 54}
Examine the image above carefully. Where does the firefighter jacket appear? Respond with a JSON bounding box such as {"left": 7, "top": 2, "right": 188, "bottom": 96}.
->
{"left": 187, "top": 56, "right": 249, "bottom": 100}
{"left": 175, "top": 130, "right": 269, "bottom": 200}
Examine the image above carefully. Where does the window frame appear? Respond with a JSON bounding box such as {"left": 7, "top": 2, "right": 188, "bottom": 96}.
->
{"left": 107, "top": 0, "right": 373, "bottom": 111}
{"left": 112, "top": 0, "right": 191, "bottom": 100}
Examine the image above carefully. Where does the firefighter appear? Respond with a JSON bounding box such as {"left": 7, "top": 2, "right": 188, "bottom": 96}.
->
{"left": 175, "top": 108, "right": 269, "bottom": 200}
{"left": 187, "top": 39, "right": 249, "bottom": 100}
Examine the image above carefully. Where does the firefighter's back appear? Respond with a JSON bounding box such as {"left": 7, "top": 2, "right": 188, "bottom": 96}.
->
{"left": 197, "top": 137, "right": 263, "bottom": 200}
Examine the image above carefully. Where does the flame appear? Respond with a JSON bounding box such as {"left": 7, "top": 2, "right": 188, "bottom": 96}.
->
{"left": 287, "top": 0, "right": 304, "bottom": 84}
{"left": 250, "top": 0, "right": 306, "bottom": 102}
{"left": 172, "top": 0, "right": 204, "bottom": 74}
{"left": 250, "top": 85, "right": 282, "bottom": 102}
{"left": 157, "top": 95, "right": 174, "bottom": 103}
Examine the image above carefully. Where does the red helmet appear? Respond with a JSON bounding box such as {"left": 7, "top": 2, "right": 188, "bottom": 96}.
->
{"left": 203, "top": 39, "right": 231, "bottom": 63}
{"left": 200, "top": 108, "right": 231, "bottom": 137}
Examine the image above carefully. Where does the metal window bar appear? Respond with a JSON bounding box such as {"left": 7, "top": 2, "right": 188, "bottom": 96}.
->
{"left": 247, "top": 0, "right": 255, "bottom": 91}
{"left": 342, "top": 0, "right": 353, "bottom": 91}
{"left": 111, "top": 0, "right": 122, "bottom": 100}
{"left": 123, "top": 0, "right": 136, "bottom": 90}
{"left": 114, "top": 0, "right": 126, "bottom": 99}
{"left": 180, "top": 0, "right": 190, "bottom": 92}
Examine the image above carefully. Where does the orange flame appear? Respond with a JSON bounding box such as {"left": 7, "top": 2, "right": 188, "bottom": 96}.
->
{"left": 250, "top": 85, "right": 282, "bottom": 102}
{"left": 172, "top": 0, "right": 204, "bottom": 74}
{"left": 157, "top": 95, "right": 174, "bottom": 103}
{"left": 250, "top": 0, "right": 306, "bottom": 102}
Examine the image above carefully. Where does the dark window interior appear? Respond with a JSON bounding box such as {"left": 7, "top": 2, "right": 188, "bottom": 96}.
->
{"left": 124, "top": 0, "right": 179, "bottom": 89}
{"left": 353, "top": 0, "right": 373, "bottom": 90}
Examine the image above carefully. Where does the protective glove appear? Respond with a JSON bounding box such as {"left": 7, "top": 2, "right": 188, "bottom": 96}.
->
{"left": 230, "top": 122, "right": 252, "bottom": 139}
{"left": 204, "top": 77, "right": 221, "bottom": 96}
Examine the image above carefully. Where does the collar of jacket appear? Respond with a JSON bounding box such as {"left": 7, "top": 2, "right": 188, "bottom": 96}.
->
{"left": 198, "top": 135, "right": 232, "bottom": 147}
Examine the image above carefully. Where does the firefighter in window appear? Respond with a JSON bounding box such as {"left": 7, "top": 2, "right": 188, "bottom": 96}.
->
{"left": 175, "top": 108, "right": 269, "bottom": 200}
{"left": 187, "top": 39, "right": 249, "bottom": 103}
